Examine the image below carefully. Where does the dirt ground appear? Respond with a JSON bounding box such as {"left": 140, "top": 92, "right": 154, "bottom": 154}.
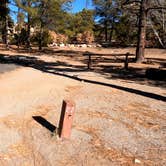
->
{"left": 0, "top": 45, "right": 166, "bottom": 166}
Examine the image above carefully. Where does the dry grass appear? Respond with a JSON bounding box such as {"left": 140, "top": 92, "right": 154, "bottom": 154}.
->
{"left": 74, "top": 125, "right": 135, "bottom": 165}
{"left": 123, "top": 102, "right": 165, "bottom": 130}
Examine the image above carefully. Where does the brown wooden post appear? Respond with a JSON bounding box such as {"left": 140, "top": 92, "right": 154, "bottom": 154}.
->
{"left": 58, "top": 100, "right": 75, "bottom": 139}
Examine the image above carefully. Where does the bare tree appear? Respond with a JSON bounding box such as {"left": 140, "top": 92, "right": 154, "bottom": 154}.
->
{"left": 148, "top": 0, "right": 166, "bottom": 48}
{"left": 124, "top": 0, "right": 166, "bottom": 63}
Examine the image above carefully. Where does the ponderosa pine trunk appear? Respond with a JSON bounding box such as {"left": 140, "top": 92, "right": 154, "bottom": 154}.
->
{"left": 26, "top": 1, "right": 31, "bottom": 50}
{"left": 3, "top": 1, "right": 9, "bottom": 49}
{"left": 39, "top": 22, "right": 43, "bottom": 51}
{"left": 136, "top": 0, "right": 147, "bottom": 63}
{"left": 109, "top": 22, "right": 114, "bottom": 43}
{"left": 104, "top": 20, "right": 108, "bottom": 42}
{"left": 4, "top": 14, "right": 9, "bottom": 49}
{"left": 26, "top": 13, "right": 31, "bottom": 50}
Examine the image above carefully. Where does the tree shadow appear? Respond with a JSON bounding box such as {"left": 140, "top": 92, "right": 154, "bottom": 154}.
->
{"left": 32, "top": 116, "right": 56, "bottom": 133}
{"left": 145, "top": 58, "right": 166, "bottom": 68}
{"left": 99, "top": 65, "right": 166, "bottom": 87}
{"left": 0, "top": 54, "right": 87, "bottom": 72}
{"left": 40, "top": 68, "right": 166, "bottom": 102}
{"left": 0, "top": 52, "right": 165, "bottom": 102}
{"left": 10, "top": 46, "right": 85, "bottom": 57}
{"left": 80, "top": 52, "right": 166, "bottom": 88}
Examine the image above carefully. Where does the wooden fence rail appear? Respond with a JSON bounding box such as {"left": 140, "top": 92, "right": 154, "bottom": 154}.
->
{"left": 83, "top": 52, "right": 135, "bottom": 70}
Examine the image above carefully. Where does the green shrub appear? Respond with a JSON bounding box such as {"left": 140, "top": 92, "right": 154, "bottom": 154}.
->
{"left": 31, "top": 30, "right": 53, "bottom": 46}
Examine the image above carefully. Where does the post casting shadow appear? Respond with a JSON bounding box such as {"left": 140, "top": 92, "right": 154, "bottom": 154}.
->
{"left": 32, "top": 116, "right": 56, "bottom": 132}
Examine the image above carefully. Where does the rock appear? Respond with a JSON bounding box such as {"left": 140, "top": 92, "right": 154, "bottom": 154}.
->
{"left": 96, "top": 44, "right": 102, "bottom": 47}
{"left": 80, "top": 44, "right": 87, "bottom": 48}
{"left": 59, "top": 43, "right": 65, "bottom": 47}
{"left": 68, "top": 44, "right": 75, "bottom": 48}
{"left": 87, "top": 44, "right": 92, "bottom": 48}
{"left": 134, "top": 158, "right": 141, "bottom": 164}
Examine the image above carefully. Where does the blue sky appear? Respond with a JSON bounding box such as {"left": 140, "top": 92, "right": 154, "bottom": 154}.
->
{"left": 9, "top": 0, "right": 94, "bottom": 23}
{"left": 71, "top": 0, "right": 93, "bottom": 13}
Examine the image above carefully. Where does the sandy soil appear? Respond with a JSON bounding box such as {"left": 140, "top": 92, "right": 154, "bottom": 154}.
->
{"left": 0, "top": 46, "right": 166, "bottom": 166}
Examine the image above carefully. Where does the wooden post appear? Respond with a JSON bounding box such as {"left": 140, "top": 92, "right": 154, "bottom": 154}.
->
{"left": 124, "top": 52, "right": 129, "bottom": 70}
{"left": 58, "top": 100, "right": 75, "bottom": 139}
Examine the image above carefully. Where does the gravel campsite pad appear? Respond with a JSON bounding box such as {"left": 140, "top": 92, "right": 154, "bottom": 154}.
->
{"left": 0, "top": 47, "right": 165, "bottom": 166}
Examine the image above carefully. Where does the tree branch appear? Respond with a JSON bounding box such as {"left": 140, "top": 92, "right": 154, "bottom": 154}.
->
{"left": 123, "top": 0, "right": 141, "bottom": 5}
{"left": 147, "top": 6, "right": 166, "bottom": 12}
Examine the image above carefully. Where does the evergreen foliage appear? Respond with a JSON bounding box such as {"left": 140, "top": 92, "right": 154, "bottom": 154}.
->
{"left": 0, "top": 0, "right": 165, "bottom": 57}
{"left": 0, "top": 0, "right": 10, "bottom": 45}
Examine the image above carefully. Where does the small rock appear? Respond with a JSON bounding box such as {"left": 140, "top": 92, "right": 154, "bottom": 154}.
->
{"left": 134, "top": 158, "right": 141, "bottom": 164}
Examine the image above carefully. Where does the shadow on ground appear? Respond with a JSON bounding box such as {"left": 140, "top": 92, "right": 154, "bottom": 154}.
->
{"left": 0, "top": 51, "right": 165, "bottom": 102}
{"left": 32, "top": 116, "right": 57, "bottom": 133}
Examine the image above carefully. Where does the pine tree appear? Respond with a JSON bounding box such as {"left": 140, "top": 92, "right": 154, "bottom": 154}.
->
{"left": 123, "top": 0, "right": 166, "bottom": 62}
{"left": 93, "top": 0, "right": 121, "bottom": 42}
{"left": 0, "top": 0, "right": 9, "bottom": 48}
{"left": 15, "top": 0, "right": 38, "bottom": 50}
{"left": 35, "top": 0, "right": 73, "bottom": 50}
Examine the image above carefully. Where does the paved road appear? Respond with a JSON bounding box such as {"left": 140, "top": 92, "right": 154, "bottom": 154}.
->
{"left": 0, "top": 64, "right": 19, "bottom": 74}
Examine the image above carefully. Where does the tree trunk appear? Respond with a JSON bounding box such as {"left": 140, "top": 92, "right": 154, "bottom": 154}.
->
{"left": 136, "top": 0, "right": 147, "bottom": 63}
{"left": 104, "top": 20, "right": 108, "bottom": 42}
{"left": 4, "top": 15, "right": 9, "bottom": 49}
{"left": 26, "top": 13, "right": 31, "bottom": 50}
{"left": 4, "top": 2, "right": 9, "bottom": 49}
{"left": 38, "top": 1, "right": 46, "bottom": 51}
{"left": 39, "top": 22, "right": 43, "bottom": 51}
{"left": 149, "top": 19, "right": 165, "bottom": 48}
{"left": 26, "top": 1, "right": 31, "bottom": 50}
{"left": 17, "top": 7, "right": 21, "bottom": 49}
{"left": 109, "top": 22, "right": 114, "bottom": 43}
